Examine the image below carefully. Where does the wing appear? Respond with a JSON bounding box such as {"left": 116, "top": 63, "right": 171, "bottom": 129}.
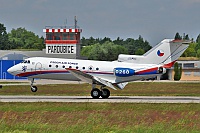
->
{"left": 66, "top": 68, "right": 128, "bottom": 90}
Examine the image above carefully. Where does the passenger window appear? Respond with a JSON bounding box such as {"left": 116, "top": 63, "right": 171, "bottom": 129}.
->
{"left": 49, "top": 65, "right": 52, "bottom": 67}
{"left": 82, "top": 67, "right": 85, "bottom": 70}
{"left": 96, "top": 68, "right": 99, "bottom": 70}
{"left": 55, "top": 65, "right": 58, "bottom": 68}
{"left": 76, "top": 66, "right": 79, "bottom": 69}
{"left": 62, "top": 65, "right": 65, "bottom": 68}
{"left": 27, "top": 60, "right": 30, "bottom": 63}
{"left": 69, "top": 66, "right": 72, "bottom": 68}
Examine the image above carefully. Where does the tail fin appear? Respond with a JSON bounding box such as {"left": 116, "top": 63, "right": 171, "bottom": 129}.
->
{"left": 118, "top": 39, "right": 190, "bottom": 68}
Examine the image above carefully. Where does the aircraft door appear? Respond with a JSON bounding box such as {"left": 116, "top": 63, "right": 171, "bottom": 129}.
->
{"left": 35, "top": 62, "right": 43, "bottom": 72}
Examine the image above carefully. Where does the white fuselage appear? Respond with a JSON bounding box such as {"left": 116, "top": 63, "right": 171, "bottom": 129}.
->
{"left": 8, "top": 57, "right": 163, "bottom": 83}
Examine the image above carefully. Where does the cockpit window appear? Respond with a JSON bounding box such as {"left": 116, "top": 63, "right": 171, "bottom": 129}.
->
{"left": 21, "top": 60, "right": 30, "bottom": 64}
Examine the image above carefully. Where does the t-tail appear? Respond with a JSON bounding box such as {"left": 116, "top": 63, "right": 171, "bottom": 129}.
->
{"left": 118, "top": 39, "right": 191, "bottom": 68}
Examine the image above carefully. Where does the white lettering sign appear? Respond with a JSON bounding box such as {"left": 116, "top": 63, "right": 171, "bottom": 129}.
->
{"left": 46, "top": 45, "right": 76, "bottom": 54}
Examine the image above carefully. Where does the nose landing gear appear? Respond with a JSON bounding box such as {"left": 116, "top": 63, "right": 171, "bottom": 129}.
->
{"left": 30, "top": 78, "right": 37, "bottom": 92}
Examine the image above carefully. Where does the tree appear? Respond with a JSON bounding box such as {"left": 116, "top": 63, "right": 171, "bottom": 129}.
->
{"left": 135, "top": 48, "right": 145, "bottom": 55}
{"left": 182, "top": 43, "right": 196, "bottom": 57}
{"left": 174, "top": 62, "right": 182, "bottom": 81}
{"left": 8, "top": 27, "right": 44, "bottom": 50}
{"left": 113, "top": 37, "right": 124, "bottom": 45}
{"left": 0, "top": 23, "right": 9, "bottom": 50}
{"left": 197, "top": 49, "right": 200, "bottom": 58}
{"left": 81, "top": 42, "right": 128, "bottom": 61}
{"left": 174, "top": 32, "right": 182, "bottom": 40}
{"left": 183, "top": 34, "right": 189, "bottom": 40}
{"left": 196, "top": 34, "right": 200, "bottom": 43}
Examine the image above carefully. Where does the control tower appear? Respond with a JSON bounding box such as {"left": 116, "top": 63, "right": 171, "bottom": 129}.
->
{"left": 43, "top": 17, "right": 82, "bottom": 58}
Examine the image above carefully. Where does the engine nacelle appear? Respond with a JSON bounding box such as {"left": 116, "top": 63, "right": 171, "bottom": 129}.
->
{"left": 114, "top": 68, "right": 135, "bottom": 77}
{"left": 158, "top": 67, "right": 166, "bottom": 74}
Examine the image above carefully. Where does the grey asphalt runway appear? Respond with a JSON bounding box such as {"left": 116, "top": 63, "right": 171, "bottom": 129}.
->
{"left": 0, "top": 96, "right": 200, "bottom": 103}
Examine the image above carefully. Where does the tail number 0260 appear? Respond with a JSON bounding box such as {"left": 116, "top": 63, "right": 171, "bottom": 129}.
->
{"left": 114, "top": 68, "right": 135, "bottom": 77}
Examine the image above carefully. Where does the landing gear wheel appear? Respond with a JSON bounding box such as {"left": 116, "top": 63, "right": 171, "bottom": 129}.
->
{"left": 101, "top": 88, "right": 110, "bottom": 99}
{"left": 91, "top": 88, "right": 101, "bottom": 99}
{"left": 31, "top": 86, "right": 38, "bottom": 92}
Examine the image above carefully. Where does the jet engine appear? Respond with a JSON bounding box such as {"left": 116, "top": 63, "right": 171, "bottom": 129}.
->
{"left": 158, "top": 67, "right": 166, "bottom": 74}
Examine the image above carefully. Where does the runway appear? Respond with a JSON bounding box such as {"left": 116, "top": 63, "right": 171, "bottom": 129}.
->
{"left": 0, "top": 96, "right": 200, "bottom": 103}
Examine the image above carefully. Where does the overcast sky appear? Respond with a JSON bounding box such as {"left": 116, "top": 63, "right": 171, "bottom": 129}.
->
{"left": 1, "top": 0, "right": 200, "bottom": 45}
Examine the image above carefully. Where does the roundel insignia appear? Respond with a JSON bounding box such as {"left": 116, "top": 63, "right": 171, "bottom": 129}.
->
{"left": 157, "top": 50, "right": 164, "bottom": 57}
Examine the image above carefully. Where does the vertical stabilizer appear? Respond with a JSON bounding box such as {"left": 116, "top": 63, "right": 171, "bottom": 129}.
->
{"left": 118, "top": 39, "right": 190, "bottom": 68}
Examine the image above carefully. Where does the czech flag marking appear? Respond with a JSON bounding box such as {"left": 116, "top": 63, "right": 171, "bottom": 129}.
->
{"left": 157, "top": 50, "right": 164, "bottom": 57}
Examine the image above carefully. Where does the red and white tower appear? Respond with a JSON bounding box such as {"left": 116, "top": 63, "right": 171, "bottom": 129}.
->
{"left": 43, "top": 17, "right": 82, "bottom": 58}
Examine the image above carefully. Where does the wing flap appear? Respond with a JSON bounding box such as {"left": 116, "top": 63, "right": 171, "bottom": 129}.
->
{"left": 114, "top": 82, "right": 128, "bottom": 90}
{"left": 93, "top": 76, "right": 117, "bottom": 90}
{"left": 66, "top": 68, "right": 119, "bottom": 90}
{"left": 67, "top": 68, "right": 93, "bottom": 83}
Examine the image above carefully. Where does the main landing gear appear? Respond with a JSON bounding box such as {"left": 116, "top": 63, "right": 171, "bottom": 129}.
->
{"left": 30, "top": 78, "right": 37, "bottom": 92}
{"left": 91, "top": 85, "right": 110, "bottom": 99}
{"left": 28, "top": 79, "right": 110, "bottom": 98}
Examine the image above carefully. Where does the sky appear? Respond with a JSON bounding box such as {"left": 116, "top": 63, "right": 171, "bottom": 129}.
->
{"left": 1, "top": 0, "right": 200, "bottom": 46}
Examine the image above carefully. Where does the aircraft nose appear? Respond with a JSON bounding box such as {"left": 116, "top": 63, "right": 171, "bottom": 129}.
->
{"left": 7, "top": 66, "right": 15, "bottom": 75}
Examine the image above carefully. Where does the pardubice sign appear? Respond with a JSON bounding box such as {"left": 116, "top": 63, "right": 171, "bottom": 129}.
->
{"left": 46, "top": 45, "right": 76, "bottom": 54}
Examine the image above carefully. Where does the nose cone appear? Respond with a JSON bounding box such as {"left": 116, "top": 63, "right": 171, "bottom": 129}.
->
{"left": 7, "top": 66, "right": 15, "bottom": 75}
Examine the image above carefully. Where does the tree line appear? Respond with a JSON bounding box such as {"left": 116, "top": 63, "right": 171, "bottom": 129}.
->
{"left": 1, "top": 22, "right": 200, "bottom": 60}
{"left": 81, "top": 36, "right": 152, "bottom": 61}
{"left": 0, "top": 23, "right": 45, "bottom": 50}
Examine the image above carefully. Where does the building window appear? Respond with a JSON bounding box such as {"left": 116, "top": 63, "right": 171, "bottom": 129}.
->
{"left": 46, "top": 33, "right": 53, "bottom": 40}
{"left": 178, "top": 63, "right": 182, "bottom": 67}
{"left": 194, "top": 72, "right": 200, "bottom": 76}
{"left": 54, "top": 33, "right": 60, "bottom": 40}
{"left": 62, "top": 33, "right": 68, "bottom": 40}
{"left": 184, "top": 71, "right": 191, "bottom": 76}
{"left": 69, "top": 33, "right": 75, "bottom": 40}
{"left": 183, "top": 63, "right": 194, "bottom": 68}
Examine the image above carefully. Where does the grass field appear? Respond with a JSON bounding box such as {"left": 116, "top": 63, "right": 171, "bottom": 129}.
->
{"left": 1, "top": 82, "right": 200, "bottom": 96}
{"left": 0, "top": 82, "right": 200, "bottom": 132}
{"left": 0, "top": 103, "right": 200, "bottom": 133}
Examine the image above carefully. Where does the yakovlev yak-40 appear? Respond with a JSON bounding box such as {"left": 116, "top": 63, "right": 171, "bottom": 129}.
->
{"left": 8, "top": 39, "right": 190, "bottom": 98}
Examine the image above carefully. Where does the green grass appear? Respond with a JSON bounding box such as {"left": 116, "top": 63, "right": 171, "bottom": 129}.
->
{"left": 0, "top": 82, "right": 200, "bottom": 132}
{"left": 0, "top": 82, "right": 27, "bottom": 84}
{"left": 1, "top": 82, "right": 200, "bottom": 96}
{"left": 0, "top": 103, "right": 200, "bottom": 133}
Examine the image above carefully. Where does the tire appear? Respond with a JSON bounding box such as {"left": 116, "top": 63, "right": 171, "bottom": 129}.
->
{"left": 31, "top": 86, "right": 38, "bottom": 92}
{"left": 101, "top": 88, "right": 110, "bottom": 99}
{"left": 91, "top": 88, "right": 101, "bottom": 99}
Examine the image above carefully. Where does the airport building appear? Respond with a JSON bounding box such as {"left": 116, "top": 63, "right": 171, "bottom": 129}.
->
{"left": 0, "top": 18, "right": 83, "bottom": 79}
{"left": 169, "top": 60, "right": 200, "bottom": 81}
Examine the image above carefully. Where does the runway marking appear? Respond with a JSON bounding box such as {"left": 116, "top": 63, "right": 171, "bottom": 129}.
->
{"left": 0, "top": 96, "right": 200, "bottom": 103}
